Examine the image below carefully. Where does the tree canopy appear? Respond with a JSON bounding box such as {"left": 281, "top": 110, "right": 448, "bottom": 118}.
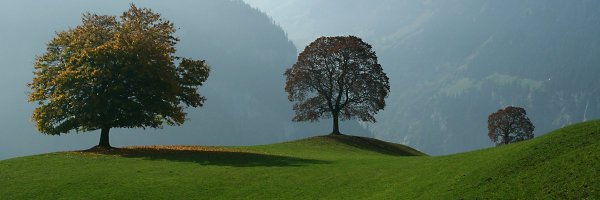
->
{"left": 28, "top": 4, "right": 210, "bottom": 147}
{"left": 488, "top": 106, "right": 535, "bottom": 145}
{"left": 284, "top": 36, "right": 389, "bottom": 135}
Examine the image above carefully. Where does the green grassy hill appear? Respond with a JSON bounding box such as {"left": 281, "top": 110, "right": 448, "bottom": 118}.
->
{"left": 1, "top": 121, "right": 599, "bottom": 199}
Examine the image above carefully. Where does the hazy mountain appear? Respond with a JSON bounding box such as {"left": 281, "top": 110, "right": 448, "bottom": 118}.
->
{"left": 3, "top": 0, "right": 598, "bottom": 159}
{"left": 0, "top": 0, "right": 368, "bottom": 160}
{"left": 245, "top": 0, "right": 600, "bottom": 155}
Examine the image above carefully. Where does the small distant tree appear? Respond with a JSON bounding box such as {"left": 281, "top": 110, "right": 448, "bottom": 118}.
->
{"left": 28, "top": 4, "right": 210, "bottom": 148}
{"left": 487, "top": 106, "right": 534, "bottom": 145}
{"left": 284, "top": 36, "right": 390, "bottom": 135}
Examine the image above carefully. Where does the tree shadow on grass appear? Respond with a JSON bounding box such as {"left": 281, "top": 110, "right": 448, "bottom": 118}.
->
{"left": 78, "top": 146, "right": 330, "bottom": 167}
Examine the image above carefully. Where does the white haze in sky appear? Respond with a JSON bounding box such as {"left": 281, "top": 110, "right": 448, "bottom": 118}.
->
{"left": 244, "top": 0, "right": 393, "bottom": 50}
{"left": 243, "top": 0, "right": 431, "bottom": 51}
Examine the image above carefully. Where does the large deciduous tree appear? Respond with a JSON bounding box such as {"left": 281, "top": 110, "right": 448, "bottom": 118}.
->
{"left": 488, "top": 106, "right": 535, "bottom": 145}
{"left": 28, "top": 4, "right": 210, "bottom": 148}
{"left": 284, "top": 36, "right": 390, "bottom": 135}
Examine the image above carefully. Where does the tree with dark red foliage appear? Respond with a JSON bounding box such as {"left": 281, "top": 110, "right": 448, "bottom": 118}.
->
{"left": 284, "top": 36, "right": 390, "bottom": 135}
{"left": 488, "top": 106, "right": 535, "bottom": 145}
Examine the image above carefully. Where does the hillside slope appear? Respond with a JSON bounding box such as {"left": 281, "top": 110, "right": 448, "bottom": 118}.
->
{"left": 1, "top": 121, "right": 599, "bottom": 199}
{"left": 252, "top": 134, "right": 426, "bottom": 157}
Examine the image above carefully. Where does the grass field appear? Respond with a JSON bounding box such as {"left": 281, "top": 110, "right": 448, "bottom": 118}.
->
{"left": 1, "top": 121, "right": 599, "bottom": 199}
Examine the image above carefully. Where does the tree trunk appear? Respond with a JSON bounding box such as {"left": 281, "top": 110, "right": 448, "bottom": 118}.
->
{"left": 331, "top": 112, "right": 341, "bottom": 135}
{"left": 502, "top": 133, "right": 510, "bottom": 145}
{"left": 98, "top": 127, "right": 111, "bottom": 148}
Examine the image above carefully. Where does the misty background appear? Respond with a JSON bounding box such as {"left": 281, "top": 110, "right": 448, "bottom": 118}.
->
{"left": 1, "top": 0, "right": 599, "bottom": 159}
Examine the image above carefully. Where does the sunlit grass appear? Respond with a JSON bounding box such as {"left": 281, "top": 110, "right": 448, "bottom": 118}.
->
{"left": 1, "top": 121, "right": 599, "bottom": 199}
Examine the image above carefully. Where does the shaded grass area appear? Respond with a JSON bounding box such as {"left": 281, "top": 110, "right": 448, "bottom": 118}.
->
{"left": 77, "top": 146, "right": 330, "bottom": 167}
{"left": 1, "top": 121, "right": 599, "bottom": 199}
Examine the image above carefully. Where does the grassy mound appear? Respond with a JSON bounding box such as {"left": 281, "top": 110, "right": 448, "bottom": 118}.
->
{"left": 1, "top": 121, "right": 599, "bottom": 199}
{"left": 262, "top": 134, "right": 426, "bottom": 156}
